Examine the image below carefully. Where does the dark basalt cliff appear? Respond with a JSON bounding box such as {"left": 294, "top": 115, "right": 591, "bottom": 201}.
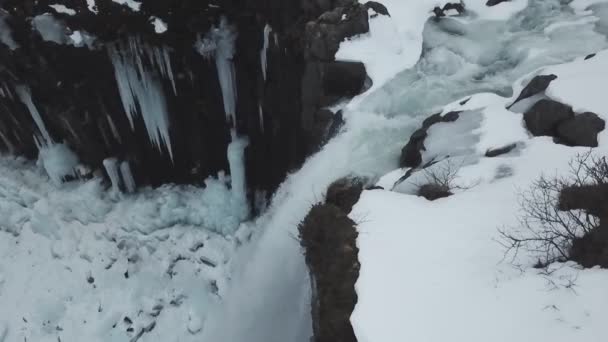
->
{"left": 0, "top": 0, "right": 371, "bottom": 200}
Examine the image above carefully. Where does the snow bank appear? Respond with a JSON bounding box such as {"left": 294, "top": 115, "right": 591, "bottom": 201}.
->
{"left": 352, "top": 46, "right": 608, "bottom": 342}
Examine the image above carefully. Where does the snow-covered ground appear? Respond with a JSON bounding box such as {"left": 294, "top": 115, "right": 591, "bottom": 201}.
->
{"left": 345, "top": 1, "right": 608, "bottom": 341}
{"left": 0, "top": 157, "right": 250, "bottom": 342}
{"left": 3, "top": 0, "right": 608, "bottom": 341}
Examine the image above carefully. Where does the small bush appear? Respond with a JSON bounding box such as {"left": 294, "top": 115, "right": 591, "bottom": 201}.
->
{"left": 500, "top": 152, "right": 607, "bottom": 267}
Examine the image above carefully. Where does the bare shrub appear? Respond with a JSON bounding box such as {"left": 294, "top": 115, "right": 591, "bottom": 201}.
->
{"left": 499, "top": 151, "right": 605, "bottom": 266}
{"left": 415, "top": 158, "right": 474, "bottom": 200}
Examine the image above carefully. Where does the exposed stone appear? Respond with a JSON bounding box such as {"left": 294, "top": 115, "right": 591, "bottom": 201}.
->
{"left": 585, "top": 53, "right": 596, "bottom": 60}
{"left": 326, "top": 177, "right": 365, "bottom": 213}
{"left": 364, "top": 1, "right": 390, "bottom": 16}
{"left": 523, "top": 99, "right": 574, "bottom": 136}
{"left": 400, "top": 111, "right": 461, "bottom": 168}
{"left": 556, "top": 112, "right": 605, "bottom": 147}
{"left": 299, "top": 203, "right": 359, "bottom": 342}
{"left": 417, "top": 183, "right": 452, "bottom": 201}
{"left": 486, "top": 0, "right": 510, "bottom": 6}
{"left": 485, "top": 143, "right": 517, "bottom": 157}
{"left": 509, "top": 74, "right": 557, "bottom": 108}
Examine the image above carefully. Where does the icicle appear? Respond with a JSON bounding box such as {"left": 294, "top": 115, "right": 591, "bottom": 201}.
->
{"left": 103, "top": 158, "right": 122, "bottom": 193}
{"left": 0, "top": 130, "right": 14, "bottom": 154}
{"left": 261, "top": 24, "right": 272, "bottom": 81}
{"left": 106, "top": 114, "right": 122, "bottom": 143}
{"left": 108, "top": 38, "right": 175, "bottom": 160}
{"left": 15, "top": 86, "right": 53, "bottom": 145}
{"left": 120, "top": 160, "right": 136, "bottom": 193}
{"left": 258, "top": 103, "right": 265, "bottom": 133}
{"left": 0, "top": 10, "right": 18, "bottom": 50}
{"left": 227, "top": 136, "right": 250, "bottom": 218}
{"left": 195, "top": 16, "right": 238, "bottom": 129}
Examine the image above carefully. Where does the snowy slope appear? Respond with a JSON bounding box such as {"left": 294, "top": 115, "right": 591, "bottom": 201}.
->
{"left": 346, "top": 3, "right": 608, "bottom": 341}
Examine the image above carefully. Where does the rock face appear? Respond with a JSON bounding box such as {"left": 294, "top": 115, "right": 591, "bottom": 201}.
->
{"left": 0, "top": 0, "right": 369, "bottom": 200}
{"left": 523, "top": 99, "right": 605, "bottom": 147}
{"left": 509, "top": 74, "right": 557, "bottom": 107}
{"left": 300, "top": 178, "right": 364, "bottom": 342}
{"left": 556, "top": 112, "right": 605, "bottom": 147}
{"left": 523, "top": 99, "right": 574, "bottom": 136}
{"left": 486, "top": 0, "right": 510, "bottom": 6}
{"left": 559, "top": 183, "right": 608, "bottom": 268}
{"left": 400, "top": 111, "right": 461, "bottom": 168}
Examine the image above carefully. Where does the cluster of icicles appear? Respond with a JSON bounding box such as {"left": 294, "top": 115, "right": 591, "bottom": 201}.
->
{"left": 1, "top": 14, "right": 277, "bottom": 216}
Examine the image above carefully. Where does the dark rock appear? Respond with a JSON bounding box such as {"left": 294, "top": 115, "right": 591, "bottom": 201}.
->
{"left": 486, "top": 0, "right": 510, "bottom": 6}
{"left": 585, "top": 53, "right": 596, "bottom": 60}
{"left": 460, "top": 97, "right": 471, "bottom": 106}
{"left": 322, "top": 61, "right": 367, "bottom": 97}
{"left": 558, "top": 183, "right": 608, "bottom": 218}
{"left": 485, "top": 143, "right": 517, "bottom": 157}
{"left": 400, "top": 111, "right": 461, "bottom": 168}
{"left": 364, "top": 1, "right": 390, "bottom": 16}
{"left": 305, "top": 3, "right": 369, "bottom": 61}
{"left": 417, "top": 183, "right": 452, "bottom": 201}
{"left": 326, "top": 177, "right": 365, "bottom": 213}
{"left": 442, "top": 111, "right": 461, "bottom": 122}
{"left": 422, "top": 113, "right": 443, "bottom": 129}
{"left": 433, "top": 2, "right": 465, "bottom": 18}
{"left": 400, "top": 128, "right": 427, "bottom": 168}
{"left": 299, "top": 203, "right": 359, "bottom": 342}
{"left": 556, "top": 112, "right": 605, "bottom": 147}
{"left": 558, "top": 183, "right": 608, "bottom": 268}
{"left": 523, "top": 99, "right": 574, "bottom": 136}
{"left": 570, "top": 228, "right": 608, "bottom": 268}
{"left": 509, "top": 74, "right": 558, "bottom": 108}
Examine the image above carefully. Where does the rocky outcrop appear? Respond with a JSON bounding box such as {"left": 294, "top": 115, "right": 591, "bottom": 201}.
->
{"left": 559, "top": 183, "right": 608, "bottom": 268}
{"left": 508, "top": 74, "right": 557, "bottom": 108}
{"left": 0, "top": 0, "right": 370, "bottom": 201}
{"left": 523, "top": 99, "right": 605, "bottom": 147}
{"left": 523, "top": 99, "right": 575, "bottom": 136}
{"left": 556, "top": 112, "right": 605, "bottom": 147}
{"left": 485, "top": 143, "right": 517, "bottom": 157}
{"left": 400, "top": 111, "right": 460, "bottom": 168}
{"left": 300, "top": 177, "right": 365, "bottom": 342}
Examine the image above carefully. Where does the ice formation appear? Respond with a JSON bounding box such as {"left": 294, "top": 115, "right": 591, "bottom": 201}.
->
{"left": 227, "top": 136, "right": 250, "bottom": 219}
{"left": 102, "top": 157, "right": 121, "bottom": 193}
{"left": 261, "top": 24, "right": 272, "bottom": 81}
{"left": 108, "top": 37, "right": 177, "bottom": 159}
{"left": 150, "top": 16, "right": 168, "bottom": 34}
{"left": 31, "top": 13, "right": 71, "bottom": 45}
{"left": 111, "top": 0, "right": 141, "bottom": 12}
{"left": 15, "top": 86, "right": 53, "bottom": 145}
{"left": 49, "top": 4, "right": 76, "bottom": 16}
{"left": 120, "top": 160, "right": 136, "bottom": 193}
{"left": 0, "top": 10, "right": 18, "bottom": 50}
{"left": 37, "top": 143, "right": 79, "bottom": 186}
{"left": 196, "top": 17, "right": 238, "bottom": 127}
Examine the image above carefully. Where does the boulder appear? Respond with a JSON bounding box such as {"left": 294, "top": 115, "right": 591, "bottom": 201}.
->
{"left": 326, "top": 177, "right": 365, "bottom": 213}
{"left": 417, "top": 183, "right": 452, "bottom": 201}
{"left": 364, "top": 1, "right": 390, "bottom": 16}
{"left": 485, "top": 143, "right": 517, "bottom": 157}
{"left": 556, "top": 112, "right": 605, "bottom": 147}
{"left": 400, "top": 128, "right": 427, "bottom": 168}
{"left": 509, "top": 74, "right": 557, "bottom": 107}
{"left": 486, "top": 0, "right": 510, "bottom": 6}
{"left": 585, "top": 53, "right": 596, "bottom": 60}
{"left": 322, "top": 61, "right": 367, "bottom": 97}
{"left": 523, "top": 99, "right": 574, "bottom": 136}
